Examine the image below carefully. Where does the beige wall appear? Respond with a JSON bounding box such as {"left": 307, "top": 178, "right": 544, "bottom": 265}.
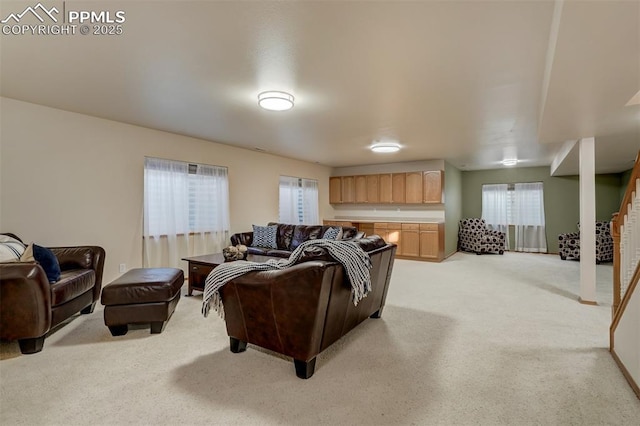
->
{"left": 0, "top": 98, "right": 333, "bottom": 281}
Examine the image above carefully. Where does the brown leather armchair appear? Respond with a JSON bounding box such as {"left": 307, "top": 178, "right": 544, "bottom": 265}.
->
{"left": 219, "top": 235, "right": 396, "bottom": 379}
{"left": 0, "top": 234, "right": 105, "bottom": 354}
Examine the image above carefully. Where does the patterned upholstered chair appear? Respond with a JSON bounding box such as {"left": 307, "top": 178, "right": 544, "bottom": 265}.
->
{"left": 458, "top": 218, "right": 506, "bottom": 255}
{"left": 558, "top": 221, "right": 613, "bottom": 264}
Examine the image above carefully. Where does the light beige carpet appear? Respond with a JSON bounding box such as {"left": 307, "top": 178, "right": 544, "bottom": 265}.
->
{"left": 1, "top": 252, "right": 639, "bottom": 425}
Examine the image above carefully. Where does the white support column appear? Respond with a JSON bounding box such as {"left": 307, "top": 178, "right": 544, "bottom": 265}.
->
{"left": 579, "top": 137, "right": 597, "bottom": 304}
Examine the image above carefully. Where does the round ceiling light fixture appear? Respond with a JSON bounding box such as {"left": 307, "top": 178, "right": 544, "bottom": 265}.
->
{"left": 370, "top": 142, "right": 401, "bottom": 153}
{"left": 501, "top": 159, "right": 518, "bottom": 166}
{"left": 258, "top": 91, "right": 294, "bottom": 111}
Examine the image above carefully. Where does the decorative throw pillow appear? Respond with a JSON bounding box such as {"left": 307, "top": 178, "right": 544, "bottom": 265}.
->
{"left": 20, "top": 243, "right": 35, "bottom": 261}
{"left": 251, "top": 225, "right": 278, "bottom": 249}
{"left": 33, "top": 244, "right": 61, "bottom": 283}
{"left": 0, "top": 235, "right": 26, "bottom": 262}
{"left": 322, "top": 226, "right": 343, "bottom": 240}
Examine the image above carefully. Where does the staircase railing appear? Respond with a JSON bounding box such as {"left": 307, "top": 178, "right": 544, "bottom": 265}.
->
{"left": 610, "top": 150, "right": 640, "bottom": 399}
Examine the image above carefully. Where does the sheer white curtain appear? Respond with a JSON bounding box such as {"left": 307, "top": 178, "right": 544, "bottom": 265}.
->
{"left": 278, "top": 176, "right": 319, "bottom": 224}
{"left": 301, "top": 179, "right": 319, "bottom": 224}
{"left": 279, "top": 176, "right": 300, "bottom": 224}
{"left": 143, "top": 157, "right": 230, "bottom": 270}
{"left": 513, "top": 182, "right": 547, "bottom": 252}
{"left": 190, "top": 164, "right": 231, "bottom": 255}
{"left": 482, "top": 184, "right": 510, "bottom": 250}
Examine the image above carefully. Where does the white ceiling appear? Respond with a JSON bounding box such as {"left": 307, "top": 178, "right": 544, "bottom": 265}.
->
{"left": 1, "top": 0, "right": 638, "bottom": 173}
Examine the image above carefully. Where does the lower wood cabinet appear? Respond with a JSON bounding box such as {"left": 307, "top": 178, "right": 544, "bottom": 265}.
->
{"left": 400, "top": 223, "right": 420, "bottom": 257}
{"left": 325, "top": 220, "right": 444, "bottom": 262}
{"left": 419, "top": 223, "right": 442, "bottom": 260}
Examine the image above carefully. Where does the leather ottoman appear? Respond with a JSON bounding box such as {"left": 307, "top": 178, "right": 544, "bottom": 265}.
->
{"left": 101, "top": 268, "right": 184, "bottom": 336}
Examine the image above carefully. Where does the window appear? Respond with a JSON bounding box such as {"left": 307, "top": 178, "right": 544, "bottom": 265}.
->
{"left": 279, "top": 176, "right": 319, "bottom": 224}
{"left": 143, "top": 157, "right": 230, "bottom": 268}
{"left": 482, "top": 182, "right": 547, "bottom": 252}
{"left": 144, "top": 157, "right": 230, "bottom": 236}
{"left": 482, "top": 183, "right": 545, "bottom": 226}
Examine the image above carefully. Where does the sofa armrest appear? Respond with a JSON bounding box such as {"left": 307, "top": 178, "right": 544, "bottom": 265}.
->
{"left": 220, "top": 261, "right": 340, "bottom": 361}
{"left": 50, "top": 246, "right": 105, "bottom": 301}
{"left": 230, "top": 232, "right": 253, "bottom": 247}
{"left": 0, "top": 262, "right": 52, "bottom": 341}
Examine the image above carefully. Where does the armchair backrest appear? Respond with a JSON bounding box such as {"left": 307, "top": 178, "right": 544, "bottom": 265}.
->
{"left": 459, "top": 218, "right": 488, "bottom": 233}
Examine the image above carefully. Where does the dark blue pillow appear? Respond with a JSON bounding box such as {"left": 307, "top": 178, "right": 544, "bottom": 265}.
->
{"left": 33, "top": 244, "right": 61, "bottom": 283}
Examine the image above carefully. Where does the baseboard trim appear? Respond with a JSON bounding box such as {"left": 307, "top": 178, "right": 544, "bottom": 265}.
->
{"left": 579, "top": 298, "right": 598, "bottom": 306}
{"left": 610, "top": 348, "right": 640, "bottom": 400}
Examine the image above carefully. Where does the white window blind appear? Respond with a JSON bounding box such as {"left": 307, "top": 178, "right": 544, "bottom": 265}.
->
{"left": 279, "top": 176, "right": 319, "bottom": 224}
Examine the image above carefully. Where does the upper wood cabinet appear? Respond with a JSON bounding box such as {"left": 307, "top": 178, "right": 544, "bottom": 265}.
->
{"left": 341, "top": 176, "right": 355, "bottom": 203}
{"left": 329, "top": 170, "right": 443, "bottom": 205}
{"left": 366, "top": 174, "right": 379, "bottom": 203}
{"left": 405, "top": 171, "right": 423, "bottom": 204}
{"left": 423, "top": 171, "right": 443, "bottom": 203}
{"left": 329, "top": 177, "right": 342, "bottom": 204}
{"left": 355, "top": 175, "right": 368, "bottom": 203}
{"left": 379, "top": 174, "right": 392, "bottom": 203}
{"left": 391, "top": 173, "right": 406, "bottom": 203}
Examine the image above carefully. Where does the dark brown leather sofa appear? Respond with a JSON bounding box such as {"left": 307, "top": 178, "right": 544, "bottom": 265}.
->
{"left": 219, "top": 235, "right": 396, "bottom": 379}
{"left": 230, "top": 222, "right": 363, "bottom": 257}
{"left": 0, "top": 234, "right": 105, "bottom": 354}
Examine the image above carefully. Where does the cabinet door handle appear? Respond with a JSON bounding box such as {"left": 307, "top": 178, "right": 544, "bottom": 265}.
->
{"left": 192, "top": 266, "right": 198, "bottom": 270}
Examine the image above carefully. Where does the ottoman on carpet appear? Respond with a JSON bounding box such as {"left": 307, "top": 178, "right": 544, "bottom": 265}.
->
{"left": 101, "top": 268, "right": 184, "bottom": 336}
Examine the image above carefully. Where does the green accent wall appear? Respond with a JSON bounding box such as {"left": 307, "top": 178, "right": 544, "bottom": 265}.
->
{"left": 460, "top": 166, "right": 624, "bottom": 254}
{"left": 444, "top": 162, "right": 462, "bottom": 257}
{"left": 620, "top": 168, "right": 634, "bottom": 202}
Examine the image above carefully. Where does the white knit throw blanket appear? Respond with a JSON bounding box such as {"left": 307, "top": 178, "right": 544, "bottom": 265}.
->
{"left": 201, "top": 239, "right": 372, "bottom": 318}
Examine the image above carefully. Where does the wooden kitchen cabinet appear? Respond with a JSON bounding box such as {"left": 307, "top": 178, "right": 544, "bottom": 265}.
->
{"left": 391, "top": 173, "right": 406, "bottom": 203}
{"left": 423, "top": 171, "right": 443, "bottom": 203}
{"left": 378, "top": 174, "right": 392, "bottom": 203}
{"left": 366, "top": 175, "right": 379, "bottom": 203}
{"left": 323, "top": 220, "right": 353, "bottom": 227}
{"left": 419, "top": 223, "right": 442, "bottom": 259}
{"left": 373, "top": 222, "right": 387, "bottom": 242}
{"left": 405, "top": 171, "right": 423, "bottom": 204}
{"left": 368, "top": 221, "right": 444, "bottom": 262}
{"left": 341, "top": 176, "right": 355, "bottom": 203}
{"left": 386, "top": 223, "right": 402, "bottom": 252}
{"left": 329, "top": 177, "right": 342, "bottom": 204}
{"left": 329, "top": 170, "right": 443, "bottom": 205}
{"left": 355, "top": 175, "right": 368, "bottom": 203}
{"left": 400, "top": 223, "right": 420, "bottom": 257}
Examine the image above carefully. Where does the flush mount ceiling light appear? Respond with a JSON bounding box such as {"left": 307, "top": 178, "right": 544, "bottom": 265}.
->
{"left": 258, "top": 91, "right": 294, "bottom": 111}
{"left": 501, "top": 159, "right": 518, "bottom": 166}
{"left": 371, "top": 142, "right": 401, "bottom": 153}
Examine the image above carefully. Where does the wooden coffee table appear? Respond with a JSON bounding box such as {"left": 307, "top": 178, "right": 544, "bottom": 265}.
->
{"left": 181, "top": 253, "right": 272, "bottom": 296}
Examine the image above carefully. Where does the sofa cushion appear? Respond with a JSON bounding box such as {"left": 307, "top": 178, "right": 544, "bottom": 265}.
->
{"left": 50, "top": 269, "right": 95, "bottom": 306}
{"left": 269, "top": 223, "right": 295, "bottom": 250}
{"left": 246, "top": 246, "right": 269, "bottom": 256}
{"left": 290, "top": 225, "right": 323, "bottom": 251}
{"left": 33, "top": 244, "right": 61, "bottom": 283}
{"left": 265, "top": 249, "right": 292, "bottom": 258}
{"left": 251, "top": 225, "right": 278, "bottom": 249}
